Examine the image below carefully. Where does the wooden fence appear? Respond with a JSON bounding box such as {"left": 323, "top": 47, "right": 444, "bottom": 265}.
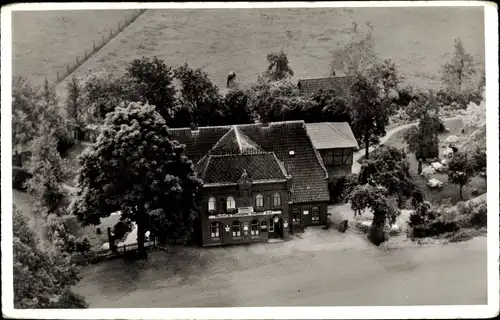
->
{"left": 53, "top": 9, "right": 147, "bottom": 88}
{"left": 72, "top": 238, "right": 157, "bottom": 265}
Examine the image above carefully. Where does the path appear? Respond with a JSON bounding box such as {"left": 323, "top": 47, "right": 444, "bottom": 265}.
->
{"left": 73, "top": 233, "right": 487, "bottom": 307}
{"left": 352, "top": 116, "right": 463, "bottom": 174}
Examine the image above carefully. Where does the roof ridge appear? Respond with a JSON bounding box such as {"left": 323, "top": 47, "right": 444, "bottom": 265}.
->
{"left": 327, "top": 122, "right": 355, "bottom": 145}
{"left": 208, "top": 126, "right": 236, "bottom": 154}
{"left": 201, "top": 155, "right": 212, "bottom": 180}
{"left": 272, "top": 152, "right": 289, "bottom": 179}
{"left": 234, "top": 125, "right": 243, "bottom": 153}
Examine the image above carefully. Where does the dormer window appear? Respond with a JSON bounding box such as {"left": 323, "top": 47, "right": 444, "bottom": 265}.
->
{"left": 289, "top": 150, "right": 295, "bottom": 156}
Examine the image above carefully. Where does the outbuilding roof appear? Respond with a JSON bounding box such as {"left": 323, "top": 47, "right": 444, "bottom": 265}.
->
{"left": 305, "top": 122, "right": 359, "bottom": 150}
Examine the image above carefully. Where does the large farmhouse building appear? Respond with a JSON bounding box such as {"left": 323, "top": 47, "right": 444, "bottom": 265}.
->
{"left": 169, "top": 120, "right": 357, "bottom": 247}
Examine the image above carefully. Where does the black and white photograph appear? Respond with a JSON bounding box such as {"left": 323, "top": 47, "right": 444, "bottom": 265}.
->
{"left": 1, "top": 2, "right": 498, "bottom": 319}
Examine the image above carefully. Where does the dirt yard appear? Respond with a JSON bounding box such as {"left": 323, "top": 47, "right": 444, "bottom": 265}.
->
{"left": 73, "top": 228, "right": 487, "bottom": 307}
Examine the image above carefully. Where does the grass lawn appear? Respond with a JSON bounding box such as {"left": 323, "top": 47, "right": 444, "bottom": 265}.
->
{"left": 12, "top": 10, "right": 140, "bottom": 86}
{"left": 384, "top": 118, "right": 487, "bottom": 206}
{"left": 54, "top": 7, "right": 484, "bottom": 98}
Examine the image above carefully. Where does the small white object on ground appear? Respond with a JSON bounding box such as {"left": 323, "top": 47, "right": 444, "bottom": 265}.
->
{"left": 421, "top": 166, "right": 436, "bottom": 176}
{"left": 101, "top": 242, "right": 110, "bottom": 250}
{"left": 446, "top": 135, "right": 459, "bottom": 143}
{"left": 431, "top": 162, "right": 444, "bottom": 171}
{"left": 428, "top": 178, "right": 443, "bottom": 188}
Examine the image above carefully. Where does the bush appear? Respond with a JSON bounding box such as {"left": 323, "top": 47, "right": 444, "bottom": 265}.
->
{"left": 12, "top": 166, "right": 32, "bottom": 191}
{"left": 469, "top": 200, "right": 487, "bottom": 227}
{"left": 329, "top": 174, "right": 359, "bottom": 203}
{"left": 435, "top": 88, "right": 483, "bottom": 110}
{"left": 113, "top": 221, "right": 132, "bottom": 240}
{"left": 75, "top": 237, "right": 92, "bottom": 255}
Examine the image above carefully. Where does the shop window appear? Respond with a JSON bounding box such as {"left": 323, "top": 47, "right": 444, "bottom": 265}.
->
{"left": 232, "top": 221, "right": 241, "bottom": 237}
{"left": 227, "top": 196, "right": 236, "bottom": 211}
{"left": 208, "top": 197, "right": 216, "bottom": 212}
{"left": 255, "top": 194, "right": 264, "bottom": 209}
{"left": 250, "top": 220, "right": 260, "bottom": 236}
{"left": 272, "top": 193, "right": 281, "bottom": 207}
{"left": 210, "top": 222, "right": 220, "bottom": 240}
{"left": 260, "top": 221, "right": 268, "bottom": 231}
{"left": 312, "top": 207, "right": 320, "bottom": 222}
{"left": 269, "top": 220, "right": 275, "bottom": 232}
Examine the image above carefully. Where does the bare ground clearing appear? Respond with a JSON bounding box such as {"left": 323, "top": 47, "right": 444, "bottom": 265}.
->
{"left": 73, "top": 229, "right": 487, "bottom": 307}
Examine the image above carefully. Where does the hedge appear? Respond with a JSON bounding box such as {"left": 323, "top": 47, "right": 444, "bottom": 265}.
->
{"left": 12, "top": 166, "right": 32, "bottom": 191}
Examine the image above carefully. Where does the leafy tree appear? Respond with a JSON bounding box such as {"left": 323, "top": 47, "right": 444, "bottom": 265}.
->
{"left": 263, "top": 51, "right": 294, "bottom": 81}
{"left": 366, "top": 59, "right": 402, "bottom": 103}
{"left": 349, "top": 75, "right": 390, "bottom": 159}
{"left": 174, "top": 64, "right": 224, "bottom": 127}
{"left": 219, "top": 89, "right": 254, "bottom": 125}
{"left": 403, "top": 91, "right": 441, "bottom": 174}
{"left": 81, "top": 73, "right": 138, "bottom": 121}
{"left": 347, "top": 184, "right": 399, "bottom": 245}
{"left": 471, "top": 147, "right": 486, "bottom": 177}
{"left": 447, "top": 151, "right": 475, "bottom": 201}
{"left": 358, "top": 146, "right": 419, "bottom": 202}
{"left": 12, "top": 77, "right": 43, "bottom": 166}
{"left": 441, "top": 37, "right": 476, "bottom": 92}
{"left": 126, "top": 57, "right": 177, "bottom": 123}
{"left": 66, "top": 76, "right": 82, "bottom": 133}
{"left": 330, "top": 22, "right": 379, "bottom": 76}
{"left": 26, "top": 130, "right": 69, "bottom": 215}
{"left": 13, "top": 208, "right": 87, "bottom": 308}
{"left": 71, "top": 102, "right": 202, "bottom": 257}
{"left": 311, "top": 89, "right": 351, "bottom": 123}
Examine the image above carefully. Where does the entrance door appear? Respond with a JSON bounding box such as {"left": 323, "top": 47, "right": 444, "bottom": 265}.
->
{"left": 269, "top": 218, "right": 278, "bottom": 239}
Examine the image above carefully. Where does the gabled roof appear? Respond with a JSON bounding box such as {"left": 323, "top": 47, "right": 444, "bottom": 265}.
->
{"left": 297, "top": 76, "right": 356, "bottom": 97}
{"left": 305, "top": 122, "right": 359, "bottom": 150}
{"left": 169, "top": 120, "right": 331, "bottom": 204}
{"left": 198, "top": 152, "right": 288, "bottom": 185}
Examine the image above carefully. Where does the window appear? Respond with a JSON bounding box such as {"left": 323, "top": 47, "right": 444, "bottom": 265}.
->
{"left": 250, "top": 220, "right": 260, "bottom": 236}
{"left": 210, "top": 222, "right": 220, "bottom": 239}
{"left": 269, "top": 220, "right": 275, "bottom": 232}
{"left": 208, "top": 197, "right": 216, "bottom": 212}
{"left": 323, "top": 150, "right": 333, "bottom": 166}
{"left": 312, "top": 207, "right": 320, "bottom": 222}
{"left": 255, "top": 194, "right": 264, "bottom": 209}
{"left": 292, "top": 208, "right": 301, "bottom": 223}
{"left": 333, "top": 149, "right": 344, "bottom": 165}
{"left": 260, "top": 221, "right": 268, "bottom": 231}
{"left": 227, "top": 196, "right": 236, "bottom": 211}
{"left": 232, "top": 221, "right": 241, "bottom": 237}
{"left": 272, "top": 193, "right": 281, "bottom": 207}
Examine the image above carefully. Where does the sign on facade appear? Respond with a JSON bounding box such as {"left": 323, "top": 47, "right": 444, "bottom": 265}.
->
{"left": 238, "top": 206, "right": 254, "bottom": 214}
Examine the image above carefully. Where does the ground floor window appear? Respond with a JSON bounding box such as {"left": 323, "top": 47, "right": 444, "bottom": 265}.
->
{"left": 260, "top": 221, "right": 268, "bottom": 231}
{"left": 312, "top": 207, "right": 320, "bottom": 222}
{"left": 210, "top": 222, "right": 220, "bottom": 240}
{"left": 232, "top": 221, "right": 241, "bottom": 237}
{"left": 250, "top": 220, "right": 260, "bottom": 236}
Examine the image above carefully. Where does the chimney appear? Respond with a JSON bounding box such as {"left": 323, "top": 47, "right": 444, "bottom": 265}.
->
{"left": 190, "top": 122, "right": 198, "bottom": 131}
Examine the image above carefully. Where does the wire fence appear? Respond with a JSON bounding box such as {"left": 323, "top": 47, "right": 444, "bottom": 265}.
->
{"left": 53, "top": 9, "right": 147, "bottom": 88}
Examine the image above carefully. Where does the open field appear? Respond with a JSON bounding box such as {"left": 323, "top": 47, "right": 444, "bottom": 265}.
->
{"left": 53, "top": 7, "right": 485, "bottom": 98}
{"left": 73, "top": 229, "right": 487, "bottom": 307}
{"left": 12, "top": 9, "right": 139, "bottom": 86}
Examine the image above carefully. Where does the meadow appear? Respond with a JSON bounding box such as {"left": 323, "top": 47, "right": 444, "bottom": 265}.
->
{"left": 51, "top": 6, "right": 485, "bottom": 98}
{"left": 12, "top": 9, "right": 139, "bottom": 86}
